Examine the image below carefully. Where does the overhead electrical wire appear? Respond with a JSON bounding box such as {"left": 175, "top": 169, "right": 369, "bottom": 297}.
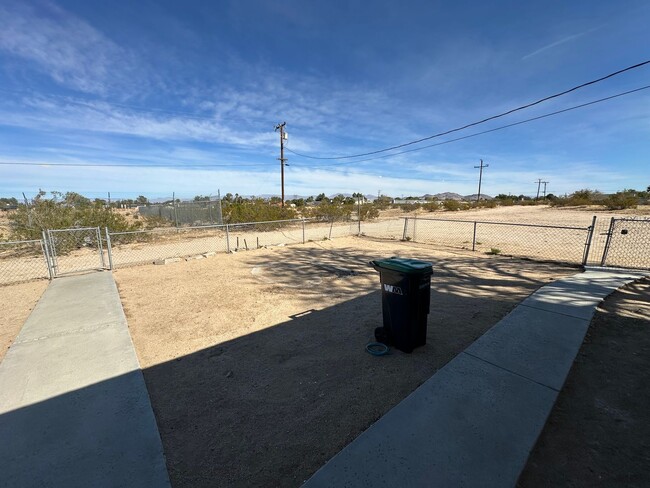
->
{"left": 286, "top": 60, "right": 650, "bottom": 160}
{"left": 0, "top": 160, "right": 276, "bottom": 168}
{"left": 290, "top": 84, "right": 650, "bottom": 168}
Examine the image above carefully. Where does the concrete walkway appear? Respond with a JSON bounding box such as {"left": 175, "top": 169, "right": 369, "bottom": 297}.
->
{"left": 304, "top": 268, "right": 648, "bottom": 487}
{"left": 0, "top": 272, "right": 170, "bottom": 487}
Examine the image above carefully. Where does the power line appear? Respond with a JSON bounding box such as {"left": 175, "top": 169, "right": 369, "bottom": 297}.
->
{"left": 286, "top": 60, "right": 650, "bottom": 160}
{"left": 0, "top": 160, "right": 276, "bottom": 168}
{"left": 291, "top": 85, "right": 650, "bottom": 168}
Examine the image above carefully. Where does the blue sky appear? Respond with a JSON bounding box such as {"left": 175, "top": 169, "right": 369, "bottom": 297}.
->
{"left": 1, "top": 0, "right": 649, "bottom": 200}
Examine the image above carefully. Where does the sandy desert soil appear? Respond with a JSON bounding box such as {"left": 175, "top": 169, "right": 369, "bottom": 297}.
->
{"left": 114, "top": 236, "right": 576, "bottom": 487}
{"left": 518, "top": 278, "right": 650, "bottom": 488}
{"left": 0, "top": 280, "right": 48, "bottom": 362}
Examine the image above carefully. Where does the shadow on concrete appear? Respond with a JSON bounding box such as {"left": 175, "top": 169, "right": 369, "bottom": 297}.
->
{"left": 0, "top": 370, "right": 170, "bottom": 487}
{"left": 1, "top": 246, "right": 579, "bottom": 488}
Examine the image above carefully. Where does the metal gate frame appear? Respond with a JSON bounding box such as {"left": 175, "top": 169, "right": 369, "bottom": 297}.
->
{"left": 600, "top": 217, "right": 650, "bottom": 269}
{"left": 45, "top": 227, "right": 106, "bottom": 277}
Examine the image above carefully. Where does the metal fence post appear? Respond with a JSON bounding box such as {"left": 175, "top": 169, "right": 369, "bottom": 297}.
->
{"left": 600, "top": 217, "right": 616, "bottom": 267}
{"left": 47, "top": 230, "right": 58, "bottom": 276}
{"left": 302, "top": 219, "right": 306, "bottom": 244}
{"left": 105, "top": 227, "right": 114, "bottom": 270}
{"left": 225, "top": 224, "right": 230, "bottom": 253}
{"left": 96, "top": 227, "right": 106, "bottom": 269}
{"left": 402, "top": 218, "right": 409, "bottom": 240}
{"left": 413, "top": 216, "right": 417, "bottom": 241}
{"left": 582, "top": 216, "right": 597, "bottom": 266}
{"left": 41, "top": 231, "right": 53, "bottom": 280}
{"left": 472, "top": 221, "right": 478, "bottom": 252}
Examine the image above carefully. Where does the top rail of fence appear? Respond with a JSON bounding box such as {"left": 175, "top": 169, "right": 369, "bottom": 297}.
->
{"left": 228, "top": 218, "right": 310, "bottom": 226}
{"left": 47, "top": 226, "right": 99, "bottom": 233}
{"left": 612, "top": 217, "right": 650, "bottom": 222}
{"left": 108, "top": 218, "right": 312, "bottom": 236}
{"left": 109, "top": 224, "right": 227, "bottom": 236}
{"left": 0, "top": 239, "right": 43, "bottom": 245}
{"left": 403, "top": 216, "right": 590, "bottom": 231}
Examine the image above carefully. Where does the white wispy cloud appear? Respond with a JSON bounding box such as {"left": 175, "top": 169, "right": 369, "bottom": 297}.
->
{"left": 522, "top": 28, "right": 597, "bottom": 60}
{"left": 0, "top": 1, "right": 139, "bottom": 95}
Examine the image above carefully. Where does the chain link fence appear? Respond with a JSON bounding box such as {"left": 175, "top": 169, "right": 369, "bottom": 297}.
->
{"left": 1, "top": 214, "right": 648, "bottom": 285}
{"left": 138, "top": 200, "right": 223, "bottom": 226}
{"left": 107, "top": 219, "right": 360, "bottom": 268}
{"left": 0, "top": 240, "right": 50, "bottom": 285}
{"left": 403, "top": 217, "right": 594, "bottom": 264}
{"left": 600, "top": 218, "right": 650, "bottom": 269}
{"left": 46, "top": 227, "right": 106, "bottom": 276}
{"left": 107, "top": 225, "right": 229, "bottom": 268}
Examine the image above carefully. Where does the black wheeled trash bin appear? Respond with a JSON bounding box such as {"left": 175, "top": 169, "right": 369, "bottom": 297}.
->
{"left": 370, "top": 257, "right": 433, "bottom": 353}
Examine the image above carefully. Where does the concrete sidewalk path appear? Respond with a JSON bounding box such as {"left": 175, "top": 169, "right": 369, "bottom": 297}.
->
{"left": 304, "top": 268, "right": 647, "bottom": 488}
{"left": 0, "top": 272, "right": 170, "bottom": 487}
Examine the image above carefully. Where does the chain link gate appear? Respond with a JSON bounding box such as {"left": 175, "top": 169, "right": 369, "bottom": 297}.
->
{"left": 46, "top": 227, "right": 106, "bottom": 277}
{"left": 600, "top": 218, "right": 650, "bottom": 270}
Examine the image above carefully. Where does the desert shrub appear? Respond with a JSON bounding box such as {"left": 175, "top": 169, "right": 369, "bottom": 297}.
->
{"left": 471, "top": 200, "right": 497, "bottom": 209}
{"left": 442, "top": 199, "right": 461, "bottom": 211}
{"left": 304, "top": 203, "right": 353, "bottom": 221}
{"left": 552, "top": 188, "right": 605, "bottom": 207}
{"left": 222, "top": 199, "right": 297, "bottom": 223}
{"left": 142, "top": 215, "right": 173, "bottom": 229}
{"left": 359, "top": 204, "right": 379, "bottom": 221}
{"left": 399, "top": 203, "right": 422, "bottom": 213}
{"left": 373, "top": 196, "right": 392, "bottom": 210}
{"left": 422, "top": 202, "right": 439, "bottom": 212}
{"left": 604, "top": 191, "right": 639, "bottom": 210}
{"left": 10, "top": 198, "right": 141, "bottom": 240}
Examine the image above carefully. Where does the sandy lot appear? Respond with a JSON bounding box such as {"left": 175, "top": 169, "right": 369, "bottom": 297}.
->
{"left": 114, "top": 236, "right": 576, "bottom": 487}
{"left": 0, "top": 280, "right": 48, "bottom": 362}
{"left": 519, "top": 278, "right": 650, "bottom": 487}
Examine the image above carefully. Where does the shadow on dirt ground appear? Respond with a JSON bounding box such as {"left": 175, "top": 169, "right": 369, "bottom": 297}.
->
{"left": 135, "top": 245, "right": 578, "bottom": 487}
{"left": 518, "top": 278, "right": 650, "bottom": 488}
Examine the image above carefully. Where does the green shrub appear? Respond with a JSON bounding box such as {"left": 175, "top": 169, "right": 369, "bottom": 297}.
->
{"left": 359, "top": 204, "right": 379, "bottom": 221}
{"left": 604, "top": 191, "right": 639, "bottom": 210}
{"left": 222, "top": 199, "right": 297, "bottom": 223}
{"left": 400, "top": 203, "right": 422, "bottom": 213}
{"left": 423, "top": 202, "right": 440, "bottom": 212}
{"left": 303, "top": 203, "right": 352, "bottom": 221}
{"left": 10, "top": 198, "right": 141, "bottom": 240}
{"left": 442, "top": 199, "right": 461, "bottom": 211}
{"left": 471, "top": 200, "right": 497, "bottom": 209}
{"left": 552, "top": 188, "right": 604, "bottom": 207}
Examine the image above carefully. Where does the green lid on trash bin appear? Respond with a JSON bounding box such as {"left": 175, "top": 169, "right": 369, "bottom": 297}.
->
{"left": 370, "top": 257, "right": 433, "bottom": 274}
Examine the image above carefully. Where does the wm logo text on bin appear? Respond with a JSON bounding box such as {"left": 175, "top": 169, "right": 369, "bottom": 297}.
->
{"left": 383, "top": 284, "right": 404, "bottom": 295}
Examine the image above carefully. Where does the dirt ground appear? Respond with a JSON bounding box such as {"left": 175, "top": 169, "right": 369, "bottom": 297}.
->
{"left": 518, "top": 278, "right": 650, "bottom": 488}
{"left": 114, "top": 236, "right": 576, "bottom": 487}
{"left": 0, "top": 280, "right": 48, "bottom": 362}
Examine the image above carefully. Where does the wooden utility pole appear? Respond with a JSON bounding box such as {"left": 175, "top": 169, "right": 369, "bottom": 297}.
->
{"left": 474, "top": 160, "right": 488, "bottom": 203}
{"left": 535, "top": 179, "right": 543, "bottom": 200}
{"left": 275, "top": 122, "right": 287, "bottom": 207}
{"left": 542, "top": 181, "right": 549, "bottom": 199}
